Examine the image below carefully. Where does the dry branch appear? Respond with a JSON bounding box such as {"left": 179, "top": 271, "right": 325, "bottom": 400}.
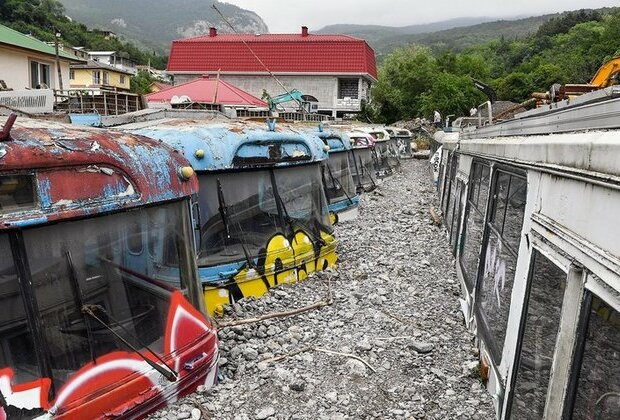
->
{"left": 218, "top": 299, "right": 332, "bottom": 328}
{"left": 429, "top": 207, "right": 442, "bottom": 226}
{"left": 263, "top": 346, "right": 377, "bottom": 374}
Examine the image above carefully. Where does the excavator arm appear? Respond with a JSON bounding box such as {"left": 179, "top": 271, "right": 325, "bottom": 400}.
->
{"left": 589, "top": 56, "right": 620, "bottom": 88}
{"left": 267, "top": 89, "right": 305, "bottom": 112}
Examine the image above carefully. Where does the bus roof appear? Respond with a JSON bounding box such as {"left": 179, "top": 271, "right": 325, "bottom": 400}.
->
{"left": 304, "top": 130, "right": 353, "bottom": 154}
{"left": 123, "top": 119, "right": 329, "bottom": 172}
{"left": 0, "top": 117, "right": 198, "bottom": 229}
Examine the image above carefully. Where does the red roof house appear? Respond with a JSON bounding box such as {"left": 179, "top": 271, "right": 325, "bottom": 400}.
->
{"left": 167, "top": 27, "right": 378, "bottom": 117}
{"left": 145, "top": 75, "right": 267, "bottom": 108}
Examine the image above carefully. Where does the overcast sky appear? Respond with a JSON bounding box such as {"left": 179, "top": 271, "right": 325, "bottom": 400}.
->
{"left": 223, "top": 0, "right": 619, "bottom": 32}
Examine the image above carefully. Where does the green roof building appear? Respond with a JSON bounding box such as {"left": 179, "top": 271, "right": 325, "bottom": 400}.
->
{"left": 0, "top": 23, "right": 83, "bottom": 90}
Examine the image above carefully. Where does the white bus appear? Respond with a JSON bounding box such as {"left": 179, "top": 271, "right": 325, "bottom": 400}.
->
{"left": 432, "top": 86, "right": 620, "bottom": 419}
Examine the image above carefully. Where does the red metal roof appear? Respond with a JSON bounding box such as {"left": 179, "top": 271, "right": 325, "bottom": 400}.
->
{"left": 167, "top": 33, "right": 378, "bottom": 80}
{"left": 146, "top": 76, "right": 267, "bottom": 107}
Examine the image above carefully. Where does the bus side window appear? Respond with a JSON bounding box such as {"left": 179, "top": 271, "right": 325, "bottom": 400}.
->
{"left": 571, "top": 294, "right": 620, "bottom": 419}
{"left": 460, "top": 162, "right": 490, "bottom": 291}
{"left": 477, "top": 169, "right": 527, "bottom": 364}
{"left": 509, "top": 250, "right": 567, "bottom": 418}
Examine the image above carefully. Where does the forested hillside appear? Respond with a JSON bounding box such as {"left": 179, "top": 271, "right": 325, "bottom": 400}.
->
{"left": 58, "top": 0, "right": 268, "bottom": 51}
{"left": 322, "top": 14, "right": 554, "bottom": 60}
{"left": 367, "top": 9, "right": 620, "bottom": 123}
{"left": 0, "top": 0, "right": 167, "bottom": 67}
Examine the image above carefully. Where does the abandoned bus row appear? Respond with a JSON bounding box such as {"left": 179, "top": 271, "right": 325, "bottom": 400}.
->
{"left": 0, "top": 115, "right": 407, "bottom": 418}
{"left": 431, "top": 83, "right": 620, "bottom": 419}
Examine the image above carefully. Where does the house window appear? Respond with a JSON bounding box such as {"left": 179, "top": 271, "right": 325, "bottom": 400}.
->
{"left": 69, "top": 70, "right": 75, "bottom": 80}
{"left": 92, "top": 71, "right": 101, "bottom": 85}
{"left": 103, "top": 71, "right": 109, "bottom": 86}
{"left": 460, "top": 161, "right": 491, "bottom": 290}
{"left": 477, "top": 169, "right": 527, "bottom": 364}
{"left": 509, "top": 251, "right": 567, "bottom": 418}
{"left": 120, "top": 74, "right": 126, "bottom": 85}
{"left": 30, "top": 60, "right": 51, "bottom": 88}
{"left": 338, "top": 78, "right": 359, "bottom": 99}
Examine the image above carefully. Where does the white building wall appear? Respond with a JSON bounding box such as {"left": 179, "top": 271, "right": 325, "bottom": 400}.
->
{"left": 173, "top": 73, "right": 371, "bottom": 114}
{"left": 0, "top": 47, "right": 71, "bottom": 90}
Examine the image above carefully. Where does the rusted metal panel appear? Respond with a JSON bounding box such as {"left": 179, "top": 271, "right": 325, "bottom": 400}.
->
{"left": 0, "top": 117, "right": 198, "bottom": 229}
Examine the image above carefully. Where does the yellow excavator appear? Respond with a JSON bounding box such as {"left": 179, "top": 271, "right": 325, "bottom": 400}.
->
{"left": 589, "top": 56, "right": 620, "bottom": 87}
{"left": 531, "top": 56, "right": 620, "bottom": 103}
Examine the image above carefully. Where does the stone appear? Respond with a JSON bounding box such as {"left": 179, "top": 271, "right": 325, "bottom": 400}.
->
{"left": 325, "top": 391, "right": 338, "bottom": 403}
{"left": 190, "top": 408, "right": 201, "bottom": 420}
{"left": 345, "top": 358, "right": 368, "bottom": 376}
{"left": 255, "top": 407, "right": 276, "bottom": 420}
{"left": 410, "top": 341, "right": 434, "bottom": 354}
{"left": 243, "top": 347, "right": 259, "bottom": 361}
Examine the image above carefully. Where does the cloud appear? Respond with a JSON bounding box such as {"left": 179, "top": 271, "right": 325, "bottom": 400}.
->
{"left": 222, "top": 0, "right": 619, "bottom": 32}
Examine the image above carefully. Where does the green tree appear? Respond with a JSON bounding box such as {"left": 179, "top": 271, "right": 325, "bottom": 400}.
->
{"left": 130, "top": 70, "right": 155, "bottom": 95}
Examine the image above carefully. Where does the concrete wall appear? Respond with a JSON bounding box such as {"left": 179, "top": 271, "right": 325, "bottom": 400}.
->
{"left": 0, "top": 46, "right": 71, "bottom": 90}
{"left": 172, "top": 73, "right": 373, "bottom": 114}
{"left": 70, "top": 68, "right": 131, "bottom": 90}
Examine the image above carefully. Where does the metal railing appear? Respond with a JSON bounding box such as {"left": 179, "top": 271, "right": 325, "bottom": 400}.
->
{"left": 54, "top": 88, "right": 143, "bottom": 116}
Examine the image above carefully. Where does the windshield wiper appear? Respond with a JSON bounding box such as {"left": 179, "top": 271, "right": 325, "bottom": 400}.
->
{"left": 215, "top": 177, "right": 259, "bottom": 269}
{"left": 82, "top": 304, "right": 178, "bottom": 382}
{"left": 216, "top": 178, "right": 233, "bottom": 247}
{"left": 65, "top": 250, "right": 96, "bottom": 365}
{"left": 269, "top": 169, "right": 296, "bottom": 238}
{"left": 350, "top": 151, "right": 363, "bottom": 192}
{"left": 326, "top": 163, "right": 354, "bottom": 205}
{"left": 270, "top": 170, "right": 327, "bottom": 247}
{"left": 358, "top": 154, "right": 377, "bottom": 190}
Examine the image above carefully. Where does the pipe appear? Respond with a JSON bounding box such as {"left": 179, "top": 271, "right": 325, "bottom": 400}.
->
{"left": 0, "top": 114, "right": 17, "bottom": 142}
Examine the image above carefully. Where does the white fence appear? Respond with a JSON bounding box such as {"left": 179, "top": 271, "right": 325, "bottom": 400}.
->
{"left": 0, "top": 89, "right": 54, "bottom": 113}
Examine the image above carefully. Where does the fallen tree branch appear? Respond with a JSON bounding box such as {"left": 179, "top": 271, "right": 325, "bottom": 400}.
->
{"left": 429, "top": 207, "right": 441, "bottom": 226}
{"left": 262, "top": 346, "right": 314, "bottom": 364}
{"left": 263, "top": 346, "right": 377, "bottom": 374}
{"left": 218, "top": 299, "right": 332, "bottom": 328}
{"left": 191, "top": 398, "right": 211, "bottom": 419}
{"left": 313, "top": 347, "right": 377, "bottom": 373}
{"left": 374, "top": 336, "right": 414, "bottom": 341}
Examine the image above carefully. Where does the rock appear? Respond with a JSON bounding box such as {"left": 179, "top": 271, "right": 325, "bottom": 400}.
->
{"left": 289, "top": 380, "right": 306, "bottom": 392}
{"left": 243, "top": 347, "right": 259, "bottom": 361}
{"left": 190, "top": 409, "right": 201, "bottom": 420}
{"left": 345, "top": 358, "right": 367, "bottom": 376}
{"left": 145, "top": 160, "right": 494, "bottom": 420}
{"left": 176, "top": 412, "right": 190, "bottom": 420}
{"left": 325, "top": 391, "right": 338, "bottom": 403}
{"left": 255, "top": 406, "right": 276, "bottom": 420}
{"left": 410, "top": 341, "right": 434, "bottom": 354}
{"left": 356, "top": 340, "right": 372, "bottom": 352}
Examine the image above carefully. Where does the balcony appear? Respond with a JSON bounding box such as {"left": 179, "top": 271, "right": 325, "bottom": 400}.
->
{"left": 335, "top": 97, "right": 361, "bottom": 111}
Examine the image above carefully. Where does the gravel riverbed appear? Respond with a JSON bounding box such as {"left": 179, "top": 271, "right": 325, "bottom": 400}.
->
{"left": 153, "top": 159, "right": 495, "bottom": 420}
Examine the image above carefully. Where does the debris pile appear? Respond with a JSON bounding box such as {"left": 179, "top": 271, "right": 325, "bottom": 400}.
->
{"left": 152, "top": 159, "right": 494, "bottom": 420}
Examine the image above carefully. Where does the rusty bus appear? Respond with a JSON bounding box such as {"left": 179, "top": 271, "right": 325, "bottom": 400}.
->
{"left": 0, "top": 116, "right": 218, "bottom": 419}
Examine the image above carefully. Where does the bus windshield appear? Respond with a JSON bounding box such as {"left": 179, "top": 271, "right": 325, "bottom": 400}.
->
{"left": 323, "top": 151, "right": 355, "bottom": 204}
{"left": 3, "top": 200, "right": 198, "bottom": 391}
{"left": 196, "top": 164, "right": 330, "bottom": 267}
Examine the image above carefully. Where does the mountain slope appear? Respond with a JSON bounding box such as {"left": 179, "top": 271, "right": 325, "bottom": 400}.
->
{"left": 320, "top": 14, "right": 557, "bottom": 59}
{"left": 317, "top": 16, "right": 503, "bottom": 46}
{"left": 58, "top": 0, "right": 268, "bottom": 51}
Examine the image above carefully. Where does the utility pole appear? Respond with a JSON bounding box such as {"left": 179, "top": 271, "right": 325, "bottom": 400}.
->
{"left": 54, "top": 29, "right": 64, "bottom": 91}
